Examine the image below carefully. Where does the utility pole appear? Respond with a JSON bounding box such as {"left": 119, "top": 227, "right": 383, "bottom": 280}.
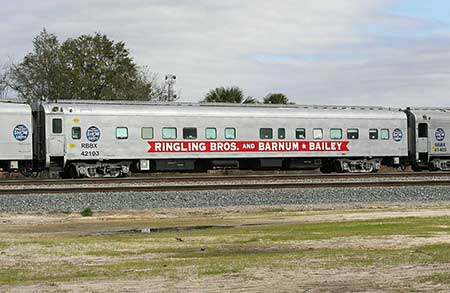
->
{"left": 165, "top": 74, "right": 176, "bottom": 102}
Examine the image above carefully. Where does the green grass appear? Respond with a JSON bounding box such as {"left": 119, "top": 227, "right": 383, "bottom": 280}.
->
{"left": 1, "top": 214, "right": 450, "bottom": 286}
{"left": 2, "top": 243, "right": 450, "bottom": 286}
{"left": 421, "top": 271, "right": 450, "bottom": 285}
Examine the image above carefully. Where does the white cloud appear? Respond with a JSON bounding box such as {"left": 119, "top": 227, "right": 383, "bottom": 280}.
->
{"left": 1, "top": 0, "right": 450, "bottom": 106}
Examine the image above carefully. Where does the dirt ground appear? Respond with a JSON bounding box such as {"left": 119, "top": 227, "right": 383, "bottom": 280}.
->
{"left": 1, "top": 202, "right": 450, "bottom": 292}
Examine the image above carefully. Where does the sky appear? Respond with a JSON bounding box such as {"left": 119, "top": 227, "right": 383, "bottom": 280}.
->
{"left": 1, "top": 0, "right": 450, "bottom": 107}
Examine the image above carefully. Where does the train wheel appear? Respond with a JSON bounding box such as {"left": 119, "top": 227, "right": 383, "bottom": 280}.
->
{"left": 411, "top": 165, "right": 423, "bottom": 172}
{"left": 63, "top": 164, "right": 80, "bottom": 179}
{"left": 320, "top": 166, "right": 331, "bottom": 173}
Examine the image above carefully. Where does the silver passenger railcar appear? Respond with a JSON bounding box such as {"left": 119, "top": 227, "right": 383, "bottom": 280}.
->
{"left": 0, "top": 101, "right": 33, "bottom": 172}
{"left": 36, "top": 101, "right": 408, "bottom": 178}
{"left": 406, "top": 108, "right": 450, "bottom": 171}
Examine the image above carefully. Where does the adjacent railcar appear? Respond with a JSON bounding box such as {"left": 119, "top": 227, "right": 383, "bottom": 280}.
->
{"left": 37, "top": 101, "right": 408, "bottom": 178}
{"left": 0, "top": 101, "right": 33, "bottom": 172}
{"left": 406, "top": 108, "right": 450, "bottom": 171}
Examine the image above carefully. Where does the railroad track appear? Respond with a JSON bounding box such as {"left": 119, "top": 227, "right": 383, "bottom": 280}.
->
{"left": 0, "top": 171, "right": 449, "bottom": 187}
{"left": 1, "top": 178, "right": 450, "bottom": 195}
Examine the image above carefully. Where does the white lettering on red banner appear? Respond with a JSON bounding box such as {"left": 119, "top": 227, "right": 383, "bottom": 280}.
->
{"left": 147, "top": 141, "right": 349, "bottom": 153}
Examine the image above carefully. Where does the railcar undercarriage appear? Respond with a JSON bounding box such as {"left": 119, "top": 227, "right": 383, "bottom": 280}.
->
{"left": 320, "top": 158, "right": 384, "bottom": 173}
{"left": 430, "top": 159, "right": 450, "bottom": 171}
{"left": 66, "top": 161, "right": 131, "bottom": 178}
{"left": 60, "top": 157, "right": 394, "bottom": 178}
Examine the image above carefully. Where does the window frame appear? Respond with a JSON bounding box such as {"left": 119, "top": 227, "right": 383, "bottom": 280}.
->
{"left": 205, "top": 127, "right": 217, "bottom": 140}
{"left": 381, "top": 129, "right": 390, "bottom": 140}
{"left": 369, "top": 129, "right": 379, "bottom": 140}
{"left": 330, "top": 128, "right": 342, "bottom": 140}
{"left": 278, "top": 128, "right": 286, "bottom": 139}
{"left": 71, "top": 126, "right": 81, "bottom": 140}
{"left": 225, "top": 128, "right": 236, "bottom": 140}
{"left": 141, "top": 127, "right": 154, "bottom": 140}
{"left": 183, "top": 127, "right": 198, "bottom": 140}
{"left": 418, "top": 123, "right": 428, "bottom": 138}
{"left": 162, "top": 127, "right": 177, "bottom": 140}
{"left": 347, "top": 128, "right": 359, "bottom": 140}
{"left": 115, "top": 127, "right": 129, "bottom": 140}
{"left": 313, "top": 128, "right": 323, "bottom": 140}
{"left": 52, "top": 118, "right": 63, "bottom": 134}
{"left": 296, "top": 128, "right": 306, "bottom": 139}
{"left": 259, "top": 128, "right": 273, "bottom": 139}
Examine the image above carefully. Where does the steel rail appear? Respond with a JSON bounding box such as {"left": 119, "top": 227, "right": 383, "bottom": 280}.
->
{"left": 1, "top": 171, "right": 450, "bottom": 187}
{"left": 1, "top": 179, "right": 449, "bottom": 195}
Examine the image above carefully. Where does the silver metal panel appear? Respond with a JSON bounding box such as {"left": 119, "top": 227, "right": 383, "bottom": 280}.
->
{"left": 42, "top": 102, "right": 408, "bottom": 161}
{"left": 0, "top": 102, "right": 33, "bottom": 160}
{"left": 409, "top": 109, "right": 450, "bottom": 157}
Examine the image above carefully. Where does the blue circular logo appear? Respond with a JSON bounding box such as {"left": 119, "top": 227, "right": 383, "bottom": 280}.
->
{"left": 435, "top": 128, "right": 445, "bottom": 141}
{"left": 86, "top": 126, "right": 101, "bottom": 142}
{"left": 392, "top": 128, "right": 403, "bottom": 142}
{"left": 13, "top": 125, "right": 29, "bottom": 141}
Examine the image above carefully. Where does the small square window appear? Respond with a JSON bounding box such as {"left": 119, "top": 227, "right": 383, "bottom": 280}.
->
{"left": 163, "top": 127, "right": 177, "bottom": 139}
{"left": 141, "top": 127, "right": 154, "bottom": 139}
{"left": 418, "top": 123, "right": 428, "bottom": 138}
{"left": 330, "top": 128, "right": 342, "bottom": 139}
{"left": 225, "top": 128, "right": 236, "bottom": 139}
{"left": 347, "top": 129, "right": 359, "bottom": 139}
{"left": 260, "top": 128, "right": 273, "bottom": 139}
{"left": 296, "top": 128, "right": 306, "bottom": 139}
{"left": 116, "top": 127, "right": 128, "bottom": 139}
{"left": 205, "top": 128, "right": 217, "bottom": 139}
{"left": 183, "top": 127, "right": 197, "bottom": 139}
{"left": 52, "top": 118, "right": 62, "bottom": 134}
{"left": 369, "top": 129, "right": 379, "bottom": 140}
{"left": 381, "top": 129, "right": 390, "bottom": 140}
{"left": 72, "top": 127, "right": 81, "bottom": 140}
{"left": 278, "top": 128, "right": 285, "bottom": 139}
{"left": 313, "top": 128, "right": 323, "bottom": 139}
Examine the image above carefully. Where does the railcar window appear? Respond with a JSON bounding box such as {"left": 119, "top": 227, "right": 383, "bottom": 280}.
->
{"left": 330, "top": 128, "right": 342, "bottom": 139}
{"left": 278, "top": 128, "right": 286, "bottom": 139}
{"left": 141, "top": 127, "right": 154, "bottom": 139}
{"left": 72, "top": 127, "right": 81, "bottom": 140}
{"left": 260, "top": 128, "right": 273, "bottom": 139}
{"left": 225, "top": 128, "right": 236, "bottom": 139}
{"left": 116, "top": 127, "right": 128, "bottom": 139}
{"left": 381, "top": 129, "right": 389, "bottom": 140}
{"left": 296, "top": 128, "right": 306, "bottom": 139}
{"left": 205, "top": 128, "right": 217, "bottom": 139}
{"left": 52, "top": 118, "right": 62, "bottom": 134}
{"left": 369, "top": 129, "right": 379, "bottom": 140}
{"left": 313, "top": 128, "right": 323, "bottom": 140}
{"left": 162, "top": 127, "right": 177, "bottom": 139}
{"left": 347, "top": 129, "right": 359, "bottom": 139}
{"left": 418, "top": 123, "right": 428, "bottom": 138}
{"left": 183, "top": 128, "right": 197, "bottom": 139}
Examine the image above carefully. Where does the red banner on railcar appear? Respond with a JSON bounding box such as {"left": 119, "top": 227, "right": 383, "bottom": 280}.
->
{"left": 147, "top": 141, "right": 349, "bottom": 153}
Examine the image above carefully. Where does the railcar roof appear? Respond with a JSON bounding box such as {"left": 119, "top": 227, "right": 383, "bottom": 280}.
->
{"left": 0, "top": 101, "right": 31, "bottom": 114}
{"left": 42, "top": 100, "right": 408, "bottom": 120}
{"left": 407, "top": 108, "right": 450, "bottom": 120}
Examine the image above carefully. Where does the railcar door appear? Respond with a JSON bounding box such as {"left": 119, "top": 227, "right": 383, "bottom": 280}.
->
{"left": 48, "top": 116, "right": 65, "bottom": 156}
{"left": 417, "top": 123, "right": 429, "bottom": 162}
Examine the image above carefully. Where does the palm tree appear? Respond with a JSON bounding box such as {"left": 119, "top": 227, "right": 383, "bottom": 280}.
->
{"left": 243, "top": 96, "right": 257, "bottom": 104}
{"left": 202, "top": 86, "right": 244, "bottom": 103}
{"left": 263, "top": 93, "right": 290, "bottom": 104}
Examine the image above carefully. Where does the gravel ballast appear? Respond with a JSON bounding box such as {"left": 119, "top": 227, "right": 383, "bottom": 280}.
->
{"left": 1, "top": 186, "right": 450, "bottom": 212}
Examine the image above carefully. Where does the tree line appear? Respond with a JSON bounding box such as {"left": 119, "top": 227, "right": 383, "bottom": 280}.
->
{"left": 0, "top": 29, "right": 292, "bottom": 105}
